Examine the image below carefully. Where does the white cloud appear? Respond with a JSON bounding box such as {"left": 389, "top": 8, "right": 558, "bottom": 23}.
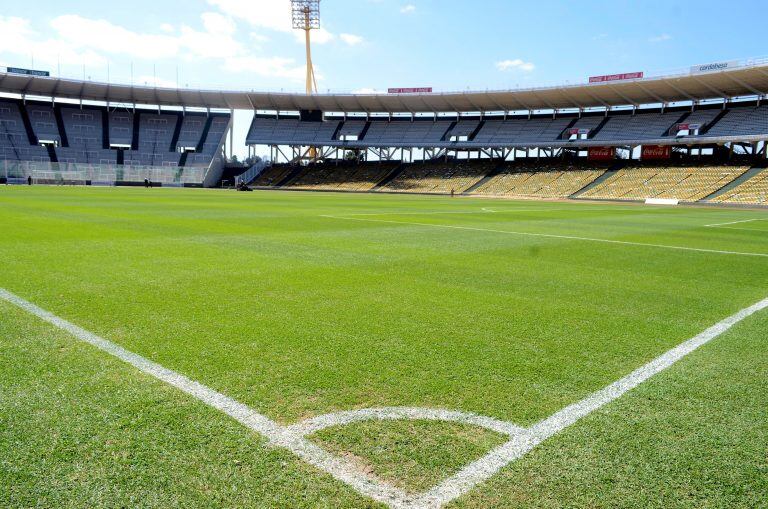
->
{"left": 51, "top": 15, "right": 181, "bottom": 59}
{"left": 209, "top": 0, "right": 361, "bottom": 47}
{"left": 160, "top": 23, "right": 175, "bottom": 33}
{"left": 496, "top": 59, "right": 535, "bottom": 72}
{"left": 208, "top": 0, "right": 292, "bottom": 32}
{"left": 0, "top": 12, "right": 312, "bottom": 84}
{"left": 200, "top": 12, "right": 236, "bottom": 35}
{"left": 0, "top": 15, "right": 106, "bottom": 67}
{"left": 649, "top": 34, "right": 672, "bottom": 43}
{"left": 293, "top": 26, "right": 335, "bottom": 45}
{"left": 352, "top": 87, "right": 383, "bottom": 94}
{"left": 400, "top": 4, "right": 416, "bottom": 13}
{"left": 340, "top": 33, "right": 364, "bottom": 46}
{"left": 223, "top": 55, "right": 308, "bottom": 81}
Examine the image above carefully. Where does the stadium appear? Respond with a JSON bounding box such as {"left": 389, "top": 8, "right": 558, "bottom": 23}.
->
{"left": 0, "top": 2, "right": 766, "bottom": 508}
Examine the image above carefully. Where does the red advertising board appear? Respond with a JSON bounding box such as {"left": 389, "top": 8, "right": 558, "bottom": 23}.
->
{"left": 676, "top": 123, "right": 702, "bottom": 131}
{"left": 588, "top": 72, "right": 644, "bottom": 83}
{"left": 568, "top": 128, "right": 591, "bottom": 135}
{"left": 387, "top": 87, "right": 433, "bottom": 94}
{"left": 641, "top": 145, "right": 672, "bottom": 160}
{"left": 588, "top": 147, "right": 616, "bottom": 161}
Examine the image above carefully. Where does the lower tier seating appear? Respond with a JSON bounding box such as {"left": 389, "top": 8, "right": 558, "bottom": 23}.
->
{"left": 381, "top": 160, "right": 493, "bottom": 194}
{"left": 581, "top": 165, "right": 748, "bottom": 202}
{"left": 711, "top": 170, "right": 768, "bottom": 205}
{"left": 285, "top": 164, "right": 396, "bottom": 191}
{"left": 252, "top": 165, "right": 296, "bottom": 187}
{"left": 473, "top": 163, "right": 605, "bottom": 198}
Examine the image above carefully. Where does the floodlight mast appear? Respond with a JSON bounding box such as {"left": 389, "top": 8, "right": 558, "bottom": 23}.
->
{"left": 292, "top": 0, "right": 320, "bottom": 95}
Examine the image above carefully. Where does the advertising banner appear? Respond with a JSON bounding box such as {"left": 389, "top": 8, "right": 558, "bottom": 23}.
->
{"left": 588, "top": 72, "right": 643, "bottom": 83}
{"left": 587, "top": 147, "right": 616, "bottom": 161}
{"left": 641, "top": 145, "right": 672, "bottom": 160}
{"left": 6, "top": 67, "right": 50, "bottom": 77}
{"left": 676, "top": 123, "right": 702, "bottom": 132}
{"left": 387, "top": 87, "right": 433, "bottom": 94}
{"left": 690, "top": 60, "right": 740, "bottom": 74}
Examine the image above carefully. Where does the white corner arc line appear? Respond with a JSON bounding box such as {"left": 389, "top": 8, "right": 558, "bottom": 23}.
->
{"left": 285, "top": 407, "right": 526, "bottom": 438}
{"left": 323, "top": 215, "right": 768, "bottom": 258}
{"left": 411, "top": 294, "right": 768, "bottom": 508}
{"left": 0, "top": 289, "right": 416, "bottom": 509}
{"left": 1, "top": 287, "right": 767, "bottom": 509}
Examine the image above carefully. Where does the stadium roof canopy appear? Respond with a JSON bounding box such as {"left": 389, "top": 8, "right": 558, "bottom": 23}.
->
{"left": 2, "top": 62, "right": 768, "bottom": 113}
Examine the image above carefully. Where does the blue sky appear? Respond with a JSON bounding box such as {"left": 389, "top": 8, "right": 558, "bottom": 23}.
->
{"left": 0, "top": 0, "right": 761, "bottom": 156}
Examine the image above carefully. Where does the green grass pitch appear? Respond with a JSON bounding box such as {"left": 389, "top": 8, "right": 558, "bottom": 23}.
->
{"left": 0, "top": 186, "right": 766, "bottom": 508}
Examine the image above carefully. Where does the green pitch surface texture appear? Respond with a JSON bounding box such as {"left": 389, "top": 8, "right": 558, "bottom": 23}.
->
{"left": 1, "top": 186, "right": 766, "bottom": 508}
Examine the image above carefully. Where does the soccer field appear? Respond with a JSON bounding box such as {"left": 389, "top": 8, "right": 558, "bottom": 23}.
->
{"left": 1, "top": 187, "right": 766, "bottom": 508}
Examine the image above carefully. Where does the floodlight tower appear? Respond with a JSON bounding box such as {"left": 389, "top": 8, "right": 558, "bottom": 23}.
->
{"left": 292, "top": 0, "right": 320, "bottom": 95}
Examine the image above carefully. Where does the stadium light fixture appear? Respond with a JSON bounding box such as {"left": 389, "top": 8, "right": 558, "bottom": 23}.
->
{"left": 291, "top": 0, "right": 320, "bottom": 95}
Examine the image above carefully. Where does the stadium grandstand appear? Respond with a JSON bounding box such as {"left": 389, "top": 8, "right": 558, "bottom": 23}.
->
{"left": 2, "top": 2, "right": 768, "bottom": 508}
{"left": 4, "top": 58, "right": 768, "bottom": 204}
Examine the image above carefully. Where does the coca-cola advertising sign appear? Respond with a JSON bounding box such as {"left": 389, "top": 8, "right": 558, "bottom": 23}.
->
{"left": 588, "top": 72, "right": 644, "bottom": 83}
{"left": 588, "top": 147, "right": 616, "bottom": 161}
{"left": 641, "top": 145, "right": 672, "bottom": 160}
{"left": 568, "top": 128, "right": 591, "bottom": 135}
{"left": 387, "top": 87, "right": 433, "bottom": 94}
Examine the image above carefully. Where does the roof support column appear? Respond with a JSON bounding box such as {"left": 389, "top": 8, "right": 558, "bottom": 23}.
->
{"left": 229, "top": 109, "right": 235, "bottom": 160}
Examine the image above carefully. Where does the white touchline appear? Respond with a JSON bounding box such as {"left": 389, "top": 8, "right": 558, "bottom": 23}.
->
{"left": 705, "top": 218, "right": 767, "bottom": 228}
{"left": 320, "top": 206, "right": 637, "bottom": 218}
{"left": 1, "top": 287, "right": 767, "bottom": 509}
{"left": 413, "top": 295, "right": 768, "bottom": 508}
{"left": 323, "top": 215, "right": 768, "bottom": 258}
{"left": 0, "top": 288, "right": 416, "bottom": 509}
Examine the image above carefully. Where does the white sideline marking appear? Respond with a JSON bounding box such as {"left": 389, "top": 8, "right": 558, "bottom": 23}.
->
{"left": 414, "top": 295, "right": 768, "bottom": 508}
{"left": 0, "top": 289, "right": 416, "bottom": 509}
{"left": 323, "top": 215, "right": 768, "bottom": 258}
{"left": 326, "top": 210, "right": 499, "bottom": 217}
{"left": 324, "top": 206, "right": 633, "bottom": 218}
{"left": 1, "top": 287, "right": 767, "bottom": 509}
{"left": 705, "top": 218, "right": 766, "bottom": 227}
{"left": 711, "top": 226, "right": 768, "bottom": 233}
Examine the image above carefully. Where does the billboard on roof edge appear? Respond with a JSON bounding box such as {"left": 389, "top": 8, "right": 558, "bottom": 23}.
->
{"left": 387, "top": 88, "right": 433, "bottom": 94}
{"left": 588, "top": 72, "right": 644, "bottom": 83}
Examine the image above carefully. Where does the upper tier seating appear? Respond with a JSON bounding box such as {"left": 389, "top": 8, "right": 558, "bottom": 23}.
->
{"left": 568, "top": 115, "right": 605, "bottom": 133}
{"left": 680, "top": 109, "right": 722, "bottom": 129}
{"left": 56, "top": 107, "right": 116, "bottom": 164}
{"left": 337, "top": 120, "right": 366, "bottom": 138}
{"left": 248, "top": 117, "right": 339, "bottom": 145}
{"left": 447, "top": 121, "right": 480, "bottom": 138}
{"left": 186, "top": 116, "right": 230, "bottom": 168}
{"left": 0, "top": 102, "right": 50, "bottom": 162}
{"left": 0, "top": 100, "right": 229, "bottom": 178}
{"left": 124, "top": 113, "right": 181, "bottom": 167}
{"left": 246, "top": 104, "right": 768, "bottom": 148}
{"left": 592, "top": 112, "right": 679, "bottom": 142}
{"left": 26, "top": 104, "right": 61, "bottom": 144}
{"left": 363, "top": 121, "right": 453, "bottom": 145}
{"left": 704, "top": 106, "right": 768, "bottom": 138}
{"left": 472, "top": 118, "right": 572, "bottom": 145}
